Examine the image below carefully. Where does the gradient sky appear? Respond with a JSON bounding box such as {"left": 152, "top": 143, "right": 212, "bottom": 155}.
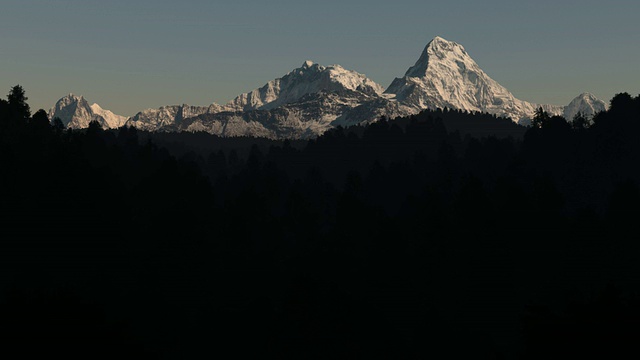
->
{"left": 1, "top": 0, "right": 639, "bottom": 116}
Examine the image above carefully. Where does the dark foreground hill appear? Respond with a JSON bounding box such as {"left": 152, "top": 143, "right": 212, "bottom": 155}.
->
{"left": 2, "top": 85, "right": 640, "bottom": 359}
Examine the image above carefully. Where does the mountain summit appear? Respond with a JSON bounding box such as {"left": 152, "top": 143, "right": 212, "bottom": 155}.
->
{"left": 48, "top": 94, "right": 127, "bottom": 129}
{"left": 563, "top": 92, "right": 607, "bottom": 121}
{"left": 224, "top": 61, "right": 384, "bottom": 112}
{"left": 385, "top": 36, "right": 561, "bottom": 121}
{"left": 385, "top": 36, "right": 606, "bottom": 123}
{"left": 403, "top": 36, "right": 467, "bottom": 78}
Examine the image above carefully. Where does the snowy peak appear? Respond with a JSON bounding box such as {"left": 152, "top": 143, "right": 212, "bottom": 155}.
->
{"left": 49, "top": 94, "right": 93, "bottom": 128}
{"left": 125, "top": 61, "right": 392, "bottom": 137}
{"left": 385, "top": 36, "right": 532, "bottom": 119}
{"left": 564, "top": 92, "right": 607, "bottom": 120}
{"left": 49, "top": 94, "right": 127, "bottom": 129}
{"left": 575, "top": 92, "right": 603, "bottom": 105}
{"left": 428, "top": 36, "right": 465, "bottom": 54}
{"left": 89, "top": 103, "right": 128, "bottom": 128}
{"left": 59, "top": 93, "right": 84, "bottom": 105}
{"left": 405, "top": 36, "right": 472, "bottom": 78}
{"left": 384, "top": 36, "right": 608, "bottom": 124}
{"left": 225, "top": 61, "right": 385, "bottom": 112}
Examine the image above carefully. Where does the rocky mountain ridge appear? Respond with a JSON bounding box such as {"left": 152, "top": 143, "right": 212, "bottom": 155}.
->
{"left": 49, "top": 37, "right": 607, "bottom": 138}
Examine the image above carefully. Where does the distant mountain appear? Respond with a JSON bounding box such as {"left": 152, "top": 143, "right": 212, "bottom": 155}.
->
{"left": 125, "top": 61, "right": 390, "bottom": 138}
{"left": 384, "top": 36, "right": 562, "bottom": 122}
{"left": 385, "top": 36, "right": 606, "bottom": 124}
{"left": 126, "top": 104, "right": 223, "bottom": 132}
{"left": 224, "top": 60, "right": 385, "bottom": 112}
{"left": 48, "top": 94, "right": 127, "bottom": 129}
{"left": 50, "top": 36, "right": 606, "bottom": 137}
{"left": 178, "top": 90, "right": 408, "bottom": 139}
{"left": 563, "top": 92, "right": 607, "bottom": 121}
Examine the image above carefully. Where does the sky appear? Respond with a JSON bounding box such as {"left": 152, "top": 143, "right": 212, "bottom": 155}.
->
{"left": 1, "top": 0, "right": 639, "bottom": 116}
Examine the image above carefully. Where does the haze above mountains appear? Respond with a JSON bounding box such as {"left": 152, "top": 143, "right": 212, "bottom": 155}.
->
{"left": 49, "top": 36, "right": 607, "bottom": 139}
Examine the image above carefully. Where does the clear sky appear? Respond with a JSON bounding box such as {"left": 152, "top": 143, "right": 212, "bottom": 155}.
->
{"left": 1, "top": 0, "right": 639, "bottom": 116}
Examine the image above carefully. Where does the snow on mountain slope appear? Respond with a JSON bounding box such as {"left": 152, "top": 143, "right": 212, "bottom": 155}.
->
{"left": 183, "top": 89, "right": 411, "bottom": 139}
{"left": 125, "top": 61, "right": 388, "bottom": 137}
{"left": 563, "top": 92, "right": 607, "bottom": 121}
{"left": 126, "top": 103, "right": 223, "bottom": 131}
{"left": 90, "top": 103, "right": 127, "bottom": 128}
{"left": 48, "top": 94, "right": 127, "bottom": 129}
{"left": 385, "top": 36, "right": 566, "bottom": 122}
{"left": 224, "top": 60, "right": 385, "bottom": 112}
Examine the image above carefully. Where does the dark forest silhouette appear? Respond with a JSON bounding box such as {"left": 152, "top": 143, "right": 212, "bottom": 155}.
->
{"left": 2, "top": 85, "right": 640, "bottom": 358}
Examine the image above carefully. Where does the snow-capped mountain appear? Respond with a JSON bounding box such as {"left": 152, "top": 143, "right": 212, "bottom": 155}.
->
{"left": 385, "top": 36, "right": 564, "bottom": 122}
{"left": 126, "top": 104, "right": 223, "bottom": 131}
{"left": 51, "top": 36, "right": 606, "bottom": 137}
{"left": 563, "top": 92, "right": 607, "bottom": 121}
{"left": 124, "top": 61, "right": 389, "bottom": 137}
{"left": 172, "top": 90, "right": 409, "bottom": 139}
{"left": 224, "top": 60, "right": 384, "bottom": 112}
{"left": 89, "top": 103, "right": 128, "bottom": 129}
{"left": 385, "top": 36, "right": 608, "bottom": 124}
{"left": 48, "top": 94, "right": 127, "bottom": 129}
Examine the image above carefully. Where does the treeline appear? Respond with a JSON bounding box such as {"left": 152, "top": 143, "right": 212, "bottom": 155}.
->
{"left": 1, "top": 85, "right": 640, "bottom": 359}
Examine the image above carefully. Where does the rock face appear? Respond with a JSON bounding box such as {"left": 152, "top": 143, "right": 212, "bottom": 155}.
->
{"left": 385, "top": 37, "right": 607, "bottom": 124}
{"left": 50, "top": 36, "right": 607, "bottom": 137}
{"left": 48, "top": 94, "right": 127, "bottom": 129}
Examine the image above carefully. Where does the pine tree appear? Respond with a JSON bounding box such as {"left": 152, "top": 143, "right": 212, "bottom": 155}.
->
{"left": 571, "top": 112, "right": 590, "bottom": 130}
{"left": 7, "top": 85, "right": 31, "bottom": 120}
{"left": 531, "top": 107, "right": 550, "bottom": 129}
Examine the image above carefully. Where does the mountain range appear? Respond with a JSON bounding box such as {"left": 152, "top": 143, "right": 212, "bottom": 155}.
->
{"left": 48, "top": 94, "right": 127, "bottom": 129}
{"left": 49, "top": 36, "right": 607, "bottom": 138}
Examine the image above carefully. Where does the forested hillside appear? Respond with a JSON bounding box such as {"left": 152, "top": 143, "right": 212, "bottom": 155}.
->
{"left": 2, "top": 85, "right": 640, "bottom": 359}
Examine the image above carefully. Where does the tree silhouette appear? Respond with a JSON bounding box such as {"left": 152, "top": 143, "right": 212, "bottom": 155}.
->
{"left": 7, "top": 84, "right": 30, "bottom": 120}
{"left": 571, "top": 111, "right": 590, "bottom": 130}
{"left": 531, "top": 107, "right": 550, "bottom": 128}
{"left": 2, "top": 85, "right": 640, "bottom": 358}
{"left": 30, "top": 109, "right": 50, "bottom": 128}
{"left": 51, "top": 117, "right": 65, "bottom": 132}
{"left": 0, "top": 98, "right": 10, "bottom": 129}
